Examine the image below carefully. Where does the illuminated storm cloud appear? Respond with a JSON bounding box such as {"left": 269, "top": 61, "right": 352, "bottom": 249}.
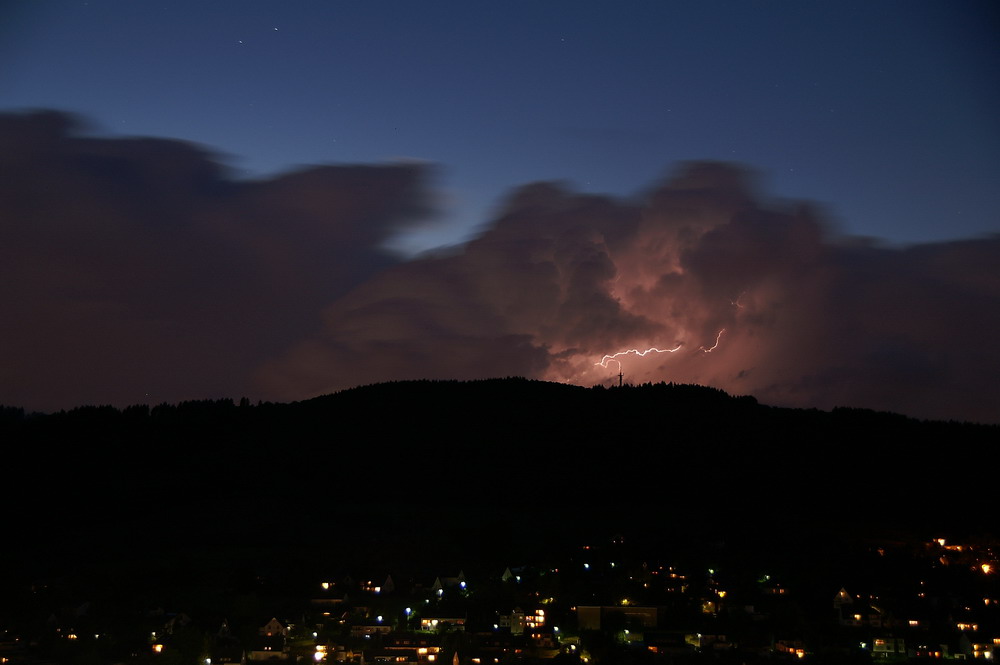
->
{"left": 261, "top": 162, "right": 1000, "bottom": 424}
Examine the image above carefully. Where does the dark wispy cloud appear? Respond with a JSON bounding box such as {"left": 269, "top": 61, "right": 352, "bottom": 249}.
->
{"left": 3, "top": 111, "right": 998, "bottom": 423}
{"left": 0, "top": 110, "right": 431, "bottom": 411}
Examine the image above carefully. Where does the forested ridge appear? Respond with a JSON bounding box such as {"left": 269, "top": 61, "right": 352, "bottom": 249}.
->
{"left": 3, "top": 378, "right": 996, "bottom": 581}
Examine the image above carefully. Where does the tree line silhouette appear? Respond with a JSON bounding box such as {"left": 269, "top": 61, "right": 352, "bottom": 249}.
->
{"left": 3, "top": 378, "right": 996, "bottom": 582}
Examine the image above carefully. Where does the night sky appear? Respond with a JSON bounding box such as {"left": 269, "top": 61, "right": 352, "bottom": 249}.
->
{"left": 2, "top": 1, "right": 998, "bottom": 423}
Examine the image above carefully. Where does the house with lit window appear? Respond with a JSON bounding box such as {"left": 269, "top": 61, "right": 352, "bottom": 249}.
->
{"left": 259, "top": 618, "right": 287, "bottom": 638}
{"left": 499, "top": 607, "right": 546, "bottom": 636}
{"left": 909, "top": 642, "right": 949, "bottom": 659}
{"left": 247, "top": 635, "right": 287, "bottom": 661}
{"left": 209, "top": 620, "right": 244, "bottom": 665}
{"left": 833, "top": 589, "right": 884, "bottom": 627}
{"left": 361, "top": 647, "right": 420, "bottom": 663}
{"left": 872, "top": 637, "right": 905, "bottom": 657}
{"left": 419, "top": 615, "right": 466, "bottom": 633}
{"left": 959, "top": 635, "right": 996, "bottom": 660}
{"left": 382, "top": 633, "right": 441, "bottom": 662}
{"left": 248, "top": 618, "right": 289, "bottom": 661}
{"left": 350, "top": 622, "right": 393, "bottom": 639}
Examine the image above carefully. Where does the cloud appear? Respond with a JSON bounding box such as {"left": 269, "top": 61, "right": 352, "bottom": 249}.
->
{"left": 260, "top": 162, "right": 1000, "bottom": 424}
{"left": 0, "top": 110, "right": 432, "bottom": 411}
{"left": 4, "top": 111, "right": 997, "bottom": 423}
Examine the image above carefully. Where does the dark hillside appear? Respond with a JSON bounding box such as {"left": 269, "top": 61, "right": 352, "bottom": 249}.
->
{"left": 3, "top": 378, "right": 996, "bottom": 587}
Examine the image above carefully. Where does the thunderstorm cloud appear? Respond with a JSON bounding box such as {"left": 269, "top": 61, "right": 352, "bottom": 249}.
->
{"left": 0, "top": 111, "right": 430, "bottom": 411}
{"left": 3, "top": 111, "right": 999, "bottom": 423}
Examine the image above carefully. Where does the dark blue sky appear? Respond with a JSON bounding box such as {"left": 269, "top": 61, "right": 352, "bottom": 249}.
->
{"left": 3, "top": 1, "right": 997, "bottom": 253}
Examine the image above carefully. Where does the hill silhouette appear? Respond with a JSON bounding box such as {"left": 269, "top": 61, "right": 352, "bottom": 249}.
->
{"left": 3, "top": 378, "right": 996, "bottom": 583}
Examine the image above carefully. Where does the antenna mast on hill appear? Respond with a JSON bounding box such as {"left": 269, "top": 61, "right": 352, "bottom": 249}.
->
{"left": 618, "top": 368, "right": 624, "bottom": 387}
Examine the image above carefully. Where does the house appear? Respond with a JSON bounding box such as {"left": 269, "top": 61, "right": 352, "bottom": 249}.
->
{"left": 431, "top": 571, "right": 467, "bottom": 595}
{"left": 833, "top": 588, "right": 853, "bottom": 610}
{"left": 360, "top": 575, "right": 396, "bottom": 594}
{"left": 247, "top": 635, "right": 287, "bottom": 661}
{"left": 419, "top": 615, "right": 466, "bottom": 633}
{"left": 249, "top": 618, "right": 289, "bottom": 661}
{"left": 497, "top": 607, "right": 545, "bottom": 635}
{"left": 576, "top": 606, "right": 658, "bottom": 631}
{"left": 527, "top": 627, "right": 557, "bottom": 648}
{"left": 210, "top": 620, "right": 244, "bottom": 665}
{"left": 351, "top": 622, "right": 393, "bottom": 639}
{"left": 685, "top": 633, "right": 734, "bottom": 651}
{"left": 362, "top": 647, "right": 420, "bottom": 662}
{"left": 872, "top": 637, "right": 906, "bottom": 657}
{"left": 382, "top": 633, "right": 441, "bottom": 662}
{"left": 833, "top": 588, "right": 884, "bottom": 627}
{"left": 643, "top": 631, "right": 695, "bottom": 656}
{"left": 163, "top": 612, "right": 192, "bottom": 634}
{"left": 959, "top": 634, "right": 995, "bottom": 660}
{"left": 259, "top": 618, "right": 288, "bottom": 638}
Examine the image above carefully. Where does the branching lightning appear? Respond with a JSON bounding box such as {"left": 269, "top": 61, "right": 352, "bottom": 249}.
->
{"left": 595, "top": 344, "right": 683, "bottom": 369}
{"left": 594, "top": 328, "right": 727, "bottom": 385}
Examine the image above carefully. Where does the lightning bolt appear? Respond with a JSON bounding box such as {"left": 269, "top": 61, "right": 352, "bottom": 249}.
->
{"left": 699, "top": 328, "right": 725, "bottom": 353}
{"left": 595, "top": 328, "right": 727, "bottom": 381}
{"left": 595, "top": 344, "right": 683, "bottom": 369}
